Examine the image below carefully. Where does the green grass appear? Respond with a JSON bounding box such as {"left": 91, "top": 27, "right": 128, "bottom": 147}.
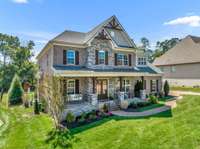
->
{"left": 171, "top": 86, "right": 200, "bottom": 93}
{"left": 1, "top": 95, "right": 200, "bottom": 148}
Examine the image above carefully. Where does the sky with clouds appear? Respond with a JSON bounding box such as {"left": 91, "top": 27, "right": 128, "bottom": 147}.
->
{"left": 1, "top": 0, "right": 200, "bottom": 58}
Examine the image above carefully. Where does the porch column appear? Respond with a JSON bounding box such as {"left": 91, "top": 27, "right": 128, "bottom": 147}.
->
{"left": 118, "top": 77, "right": 125, "bottom": 102}
{"left": 88, "top": 77, "right": 97, "bottom": 106}
{"left": 140, "top": 76, "right": 146, "bottom": 100}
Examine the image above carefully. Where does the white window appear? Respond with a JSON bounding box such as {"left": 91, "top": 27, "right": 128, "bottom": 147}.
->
{"left": 171, "top": 66, "right": 176, "bottom": 72}
{"left": 117, "top": 53, "right": 128, "bottom": 66}
{"left": 123, "top": 79, "right": 131, "bottom": 93}
{"left": 98, "top": 50, "right": 105, "bottom": 64}
{"left": 67, "top": 50, "right": 75, "bottom": 64}
{"left": 67, "top": 80, "right": 75, "bottom": 94}
{"left": 110, "top": 31, "right": 115, "bottom": 37}
{"left": 137, "top": 57, "right": 146, "bottom": 65}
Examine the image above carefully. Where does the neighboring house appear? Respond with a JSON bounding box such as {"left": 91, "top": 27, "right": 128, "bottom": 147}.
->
{"left": 153, "top": 35, "right": 200, "bottom": 87}
{"left": 37, "top": 15, "right": 162, "bottom": 118}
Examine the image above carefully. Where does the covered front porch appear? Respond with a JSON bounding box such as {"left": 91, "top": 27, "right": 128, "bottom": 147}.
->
{"left": 62, "top": 76, "right": 162, "bottom": 104}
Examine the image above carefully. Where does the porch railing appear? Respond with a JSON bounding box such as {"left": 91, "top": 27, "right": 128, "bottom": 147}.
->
{"left": 65, "top": 94, "right": 83, "bottom": 103}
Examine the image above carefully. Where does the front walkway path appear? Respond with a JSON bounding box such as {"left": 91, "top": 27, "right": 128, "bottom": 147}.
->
{"left": 111, "top": 96, "right": 182, "bottom": 117}
{"left": 170, "top": 91, "right": 200, "bottom": 96}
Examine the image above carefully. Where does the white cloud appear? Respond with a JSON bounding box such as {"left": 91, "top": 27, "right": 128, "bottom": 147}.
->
{"left": 164, "top": 16, "right": 200, "bottom": 27}
{"left": 12, "top": 0, "right": 28, "bottom": 4}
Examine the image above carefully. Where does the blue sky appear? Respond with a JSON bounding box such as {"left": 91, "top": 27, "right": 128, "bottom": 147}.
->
{"left": 1, "top": 0, "right": 200, "bottom": 57}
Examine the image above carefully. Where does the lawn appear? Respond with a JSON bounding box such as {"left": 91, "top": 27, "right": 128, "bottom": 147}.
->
{"left": 1, "top": 95, "right": 200, "bottom": 149}
{"left": 171, "top": 86, "right": 200, "bottom": 93}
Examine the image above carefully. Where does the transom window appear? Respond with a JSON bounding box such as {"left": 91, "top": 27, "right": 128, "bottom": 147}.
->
{"left": 117, "top": 53, "right": 128, "bottom": 66}
{"left": 67, "top": 80, "right": 75, "bottom": 94}
{"left": 98, "top": 50, "right": 105, "bottom": 64}
{"left": 137, "top": 57, "right": 146, "bottom": 65}
{"left": 67, "top": 50, "right": 75, "bottom": 64}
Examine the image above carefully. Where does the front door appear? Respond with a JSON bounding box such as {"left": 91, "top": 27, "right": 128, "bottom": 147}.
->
{"left": 96, "top": 79, "right": 108, "bottom": 100}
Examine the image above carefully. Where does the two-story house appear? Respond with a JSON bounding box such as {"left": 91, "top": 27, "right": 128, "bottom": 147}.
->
{"left": 37, "top": 16, "right": 162, "bottom": 117}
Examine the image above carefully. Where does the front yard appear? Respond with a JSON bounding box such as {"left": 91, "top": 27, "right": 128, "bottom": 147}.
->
{"left": 1, "top": 95, "right": 200, "bottom": 149}
{"left": 171, "top": 86, "right": 200, "bottom": 93}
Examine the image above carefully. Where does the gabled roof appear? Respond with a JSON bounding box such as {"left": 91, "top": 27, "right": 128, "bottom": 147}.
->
{"left": 51, "top": 15, "right": 136, "bottom": 48}
{"left": 37, "top": 15, "right": 136, "bottom": 59}
{"left": 153, "top": 35, "right": 200, "bottom": 66}
{"left": 52, "top": 30, "right": 86, "bottom": 45}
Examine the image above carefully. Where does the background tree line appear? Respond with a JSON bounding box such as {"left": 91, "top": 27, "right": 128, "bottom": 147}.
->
{"left": 139, "top": 37, "right": 181, "bottom": 63}
{"left": 0, "top": 33, "right": 38, "bottom": 100}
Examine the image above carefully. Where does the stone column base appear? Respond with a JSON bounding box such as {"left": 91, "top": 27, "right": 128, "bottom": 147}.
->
{"left": 89, "top": 94, "right": 98, "bottom": 106}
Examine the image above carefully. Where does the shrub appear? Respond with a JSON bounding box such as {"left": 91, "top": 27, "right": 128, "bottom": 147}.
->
{"left": 34, "top": 99, "right": 40, "bottom": 114}
{"left": 8, "top": 74, "right": 24, "bottom": 105}
{"left": 78, "top": 112, "right": 86, "bottom": 123}
{"left": 46, "top": 128, "right": 76, "bottom": 149}
{"left": 103, "top": 104, "right": 109, "bottom": 113}
{"left": 164, "top": 80, "right": 170, "bottom": 97}
{"left": 88, "top": 111, "right": 97, "bottom": 120}
{"left": 66, "top": 112, "right": 75, "bottom": 124}
{"left": 129, "top": 101, "right": 138, "bottom": 109}
{"left": 149, "top": 95, "right": 158, "bottom": 104}
{"left": 134, "top": 81, "right": 143, "bottom": 97}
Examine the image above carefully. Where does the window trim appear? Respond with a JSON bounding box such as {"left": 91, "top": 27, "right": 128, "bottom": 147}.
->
{"left": 98, "top": 50, "right": 106, "bottom": 65}
{"left": 67, "top": 79, "right": 76, "bottom": 94}
{"left": 67, "top": 50, "right": 75, "bottom": 65}
{"left": 116, "top": 53, "right": 129, "bottom": 66}
{"left": 151, "top": 80, "right": 157, "bottom": 92}
{"left": 137, "top": 57, "right": 147, "bottom": 66}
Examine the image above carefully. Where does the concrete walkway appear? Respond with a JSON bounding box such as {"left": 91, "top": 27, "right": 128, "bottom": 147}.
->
{"left": 111, "top": 96, "right": 182, "bottom": 117}
{"left": 170, "top": 91, "right": 200, "bottom": 96}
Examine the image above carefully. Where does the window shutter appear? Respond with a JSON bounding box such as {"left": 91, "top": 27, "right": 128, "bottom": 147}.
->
{"left": 63, "top": 50, "right": 67, "bottom": 64}
{"left": 95, "top": 50, "right": 98, "bottom": 65}
{"left": 105, "top": 51, "right": 108, "bottom": 65}
{"left": 115, "top": 53, "right": 118, "bottom": 66}
{"left": 150, "top": 80, "right": 153, "bottom": 92}
{"left": 63, "top": 79, "right": 67, "bottom": 96}
{"left": 75, "top": 51, "right": 79, "bottom": 65}
{"left": 75, "top": 79, "right": 79, "bottom": 94}
{"left": 128, "top": 54, "right": 132, "bottom": 66}
{"left": 156, "top": 80, "right": 159, "bottom": 92}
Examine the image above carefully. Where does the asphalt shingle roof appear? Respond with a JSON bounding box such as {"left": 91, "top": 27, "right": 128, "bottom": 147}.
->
{"left": 153, "top": 35, "right": 200, "bottom": 66}
{"left": 53, "top": 65, "right": 158, "bottom": 74}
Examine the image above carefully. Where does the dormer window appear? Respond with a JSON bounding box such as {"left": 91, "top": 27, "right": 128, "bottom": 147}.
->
{"left": 116, "top": 53, "right": 129, "bottom": 66}
{"left": 137, "top": 57, "right": 147, "bottom": 65}
{"left": 67, "top": 50, "right": 75, "bottom": 64}
{"left": 98, "top": 50, "right": 105, "bottom": 64}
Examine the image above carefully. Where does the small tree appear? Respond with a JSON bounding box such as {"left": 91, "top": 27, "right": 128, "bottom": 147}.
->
{"left": 164, "top": 80, "right": 170, "bottom": 97}
{"left": 34, "top": 99, "right": 40, "bottom": 114}
{"left": 39, "top": 74, "right": 65, "bottom": 128}
{"left": 8, "top": 74, "right": 24, "bottom": 105}
{"left": 134, "top": 81, "right": 143, "bottom": 97}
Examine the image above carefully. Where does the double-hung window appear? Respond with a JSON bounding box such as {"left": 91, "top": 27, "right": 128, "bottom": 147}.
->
{"left": 117, "top": 53, "right": 128, "bottom": 66}
{"left": 98, "top": 50, "right": 105, "bottom": 64}
{"left": 137, "top": 57, "right": 147, "bottom": 65}
{"left": 67, "top": 80, "right": 75, "bottom": 94}
{"left": 67, "top": 50, "right": 75, "bottom": 64}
